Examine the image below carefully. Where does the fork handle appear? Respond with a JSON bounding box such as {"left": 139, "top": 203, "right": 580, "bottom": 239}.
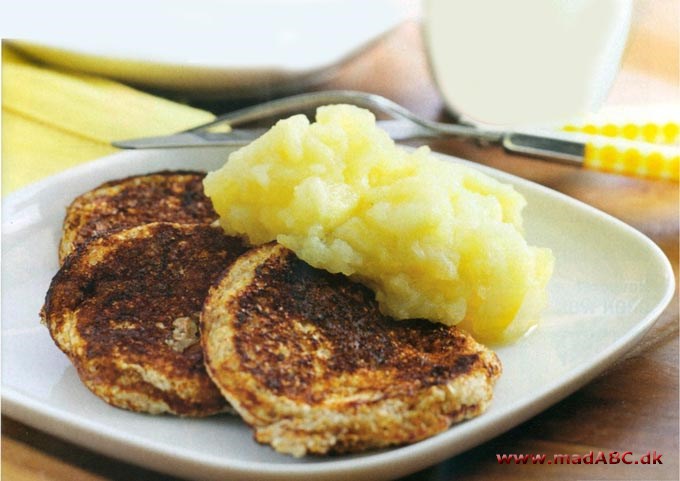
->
{"left": 504, "top": 131, "right": 679, "bottom": 181}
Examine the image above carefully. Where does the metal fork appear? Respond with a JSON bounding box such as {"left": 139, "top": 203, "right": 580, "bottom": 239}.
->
{"left": 113, "top": 90, "right": 678, "bottom": 181}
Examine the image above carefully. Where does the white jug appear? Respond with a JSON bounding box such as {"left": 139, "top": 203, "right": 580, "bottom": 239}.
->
{"left": 424, "top": 0, "right": 633, "bottom": 127}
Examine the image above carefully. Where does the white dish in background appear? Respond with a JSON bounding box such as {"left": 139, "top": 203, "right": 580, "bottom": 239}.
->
{"left": 2, "top": 147, "right": 674, "bottom": 481}
{"left": 423, "top": 0, "right": 633, "bottom": 127}
{"left": 5, "top": 0, "right": 414, "bottom": 98}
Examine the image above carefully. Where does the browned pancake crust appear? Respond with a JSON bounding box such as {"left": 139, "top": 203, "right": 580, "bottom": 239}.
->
{"left": 59, "top": 171, "right": 217, "bottom": 264}
{"left": 202, "top": 243, "right": 502, "bottom": 456}
{"left": 43, "top": 222, "right": 249, "bottom": 416}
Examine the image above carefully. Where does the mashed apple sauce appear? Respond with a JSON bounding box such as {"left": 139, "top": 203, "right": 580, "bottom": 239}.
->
{"left": 204, "top": 105, "right": 553, "bottom": 343}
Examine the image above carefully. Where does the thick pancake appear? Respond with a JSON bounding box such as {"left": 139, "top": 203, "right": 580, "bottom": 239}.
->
{"left": 201, "top": 243, "right": 502, "bottom": 456}
{"left": 59, "top": 171, "right": 217, "bottom": 264}
{"left": 43, "top": 222, "right": 249, "bottom": 416}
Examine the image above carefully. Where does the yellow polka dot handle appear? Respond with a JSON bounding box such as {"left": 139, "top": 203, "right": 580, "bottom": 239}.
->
{"left": 559, "top": 120, "right": 679, "bottom": 181}
{"left": 503, "top": 124, "right": 679, "bottom": 182}
{"left": 564, "top": 121, "right": 679, "bottom": 146}
{"left": 583, "top": 134, "right": 679, "bottom": 181}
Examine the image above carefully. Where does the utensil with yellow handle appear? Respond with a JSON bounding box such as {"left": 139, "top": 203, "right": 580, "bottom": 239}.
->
{"left": 504, "top": 126, "right": 679, "bottom": 181}
{"left": 112, "top": 90, "right": 679, "bottom": 182}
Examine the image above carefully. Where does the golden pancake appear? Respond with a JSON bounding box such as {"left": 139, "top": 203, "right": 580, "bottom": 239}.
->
{"left": 59, "top": 171, "right": 217, "bottom": 264}
{"left": 201, "top": 243, "right": 502, "bottom": 456}
{"left": 43, "top": 222, "right": 248, "bottom": 416}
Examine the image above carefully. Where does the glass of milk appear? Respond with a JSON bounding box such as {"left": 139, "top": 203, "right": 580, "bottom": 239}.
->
{"left": 423, "top": 0, "right": 633, "bottom": 127}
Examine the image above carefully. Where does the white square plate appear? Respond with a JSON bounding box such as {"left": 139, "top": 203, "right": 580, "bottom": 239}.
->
{"left": 2, "top": 147, "right": 674, "bottom": 481}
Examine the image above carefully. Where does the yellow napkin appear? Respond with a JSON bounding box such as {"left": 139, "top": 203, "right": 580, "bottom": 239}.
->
{"left": 2, "top": 45, "right": 215, "bottom": 194}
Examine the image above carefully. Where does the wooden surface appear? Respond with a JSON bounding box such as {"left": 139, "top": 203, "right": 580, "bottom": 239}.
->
{"left": 3, "top": 1, "right": 678, "bottom": 480}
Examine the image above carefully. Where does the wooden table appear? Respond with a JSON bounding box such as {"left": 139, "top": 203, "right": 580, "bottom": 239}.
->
{"left": 3, "top": 1, "right": 678, "bottom": 479}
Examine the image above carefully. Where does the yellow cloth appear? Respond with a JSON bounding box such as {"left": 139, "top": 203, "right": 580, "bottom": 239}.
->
{"left": 2, "top": 45, "right": 214, "bottom": 194}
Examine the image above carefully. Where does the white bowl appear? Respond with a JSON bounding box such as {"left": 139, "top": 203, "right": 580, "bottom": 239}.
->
{"left": 6, "top": 0, "right": 413, "bottom": 98}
